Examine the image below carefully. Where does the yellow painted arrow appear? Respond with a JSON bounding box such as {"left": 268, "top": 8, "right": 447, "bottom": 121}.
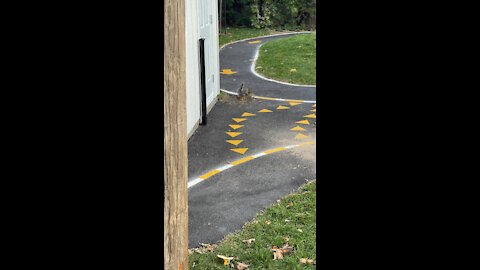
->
{"left": 304, "top": 114, "right": 316, "bottom": 119}
{"left": 229, "top": 124, "right": 244, "bottom": 130}
{"left": 296, "top": 120, "right": 310, "bottom": 125}
{"left": 310, "top": 109, "right": 316, "bottom": 112}
{"left": 258, "top": 109, "right": 273, "bottom": 113}
{"left": 295, "top": 133, "right": 310, "bottom": 139}
{"left": 226, "top": 140, "right": 243, "bottom": 146}
{"left": 226, "top": 132, "right": 242, "bottom": 138}
{"left": 289, "top": 102, "right": 302, "bottom": 106}
{"left": 291, "top": 126, "right": 306, "bottom": 131}
{"left": 241, "top": 112, "right": 256, "bottom": 117}
{"left": 312, "top": 104, "right": 316, "bottom": 107}
{"left": 232, "top": 118, "right": 247, "bottom": 123}
{"left": 220, "top": 69, "right": 238, "bottom": 75}
{"left": 276, "top": 105, "right": 290, "bottom": 110}
{"left": 231, "top": 148, "right": 248, "bottom": 155}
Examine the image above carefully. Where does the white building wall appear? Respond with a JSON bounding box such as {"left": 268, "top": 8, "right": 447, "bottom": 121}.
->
{"left": 186, "top": 0, "right": 200, "bottom": 137}
{"left": 185, "top": 0, "right": 220, "bottom": 139}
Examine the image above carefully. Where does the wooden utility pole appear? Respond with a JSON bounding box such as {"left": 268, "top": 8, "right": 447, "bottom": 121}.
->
{"left": 164, "top": 0, "right": 188, "bottom": 269}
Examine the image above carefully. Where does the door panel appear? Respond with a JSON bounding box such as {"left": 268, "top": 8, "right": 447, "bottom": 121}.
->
{"left": 198, "top": 0, "right": 215, "bottom": 105}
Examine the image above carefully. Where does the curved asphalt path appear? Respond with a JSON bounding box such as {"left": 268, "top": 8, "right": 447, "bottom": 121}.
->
{"left": 188, "top": 33, "right": 317, "bottom": 248}
{"left": 220, "top": 32, "right": 317, "bottom": 101}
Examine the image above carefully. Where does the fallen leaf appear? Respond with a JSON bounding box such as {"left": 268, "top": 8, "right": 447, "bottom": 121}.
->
{"left": 284, "top": 219, "right": 291, "bottom": 222}
{"left": 280, "top": 243, "right": 293, "bottom": 254}
{"left": 217, "top": 255, "right": 235, "bottom": 266}
{"left": 265, "top": 220, "right": 272, "bottom": 225}
{"left": 236, "top": 262, "right": 249, "bottom": 270}
{"left": 200, "top": 243, "right": 218, "bottom": 252}
{"left": 272, "top": 248, "right": 283, "bottom": 260}
{"left": 242, "top": 238, "right": 255, "bottom": 244}
{"left": 290, "top": 68, "right": 297, "bottom": 72}
{"left": 300, "top": 258, "right": 315, "bottom": 265}
{"left": 287, "top": 202, "right": 294, "bottom": 208}
{"left": 297, "top": 229, "right": 303, "bottom": 233}
{"left": 283, "top": 237, "right": 290, "bottom": 242}
{"left": 272, "top": 243, "right": 293, "bottom": 260}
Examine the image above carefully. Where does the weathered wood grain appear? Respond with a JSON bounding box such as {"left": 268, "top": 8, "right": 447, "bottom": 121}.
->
{"left": 164, "top": 0, "right": 188, "bottom": 269}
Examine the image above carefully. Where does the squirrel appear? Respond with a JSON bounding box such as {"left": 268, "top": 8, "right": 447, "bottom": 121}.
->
{"left": 236, "top": 82, "right": 253, "bottom": 100}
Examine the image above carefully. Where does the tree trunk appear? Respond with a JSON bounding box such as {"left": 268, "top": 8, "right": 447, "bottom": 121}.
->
{"left": 164, "top": 0, "right": 188, "bottom": 269}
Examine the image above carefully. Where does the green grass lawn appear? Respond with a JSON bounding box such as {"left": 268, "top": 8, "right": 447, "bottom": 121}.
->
{"left": 219, "top": 27, "right": 273, "bottom": 47}
{"left": 188, "top": 180, "right": 316, "bottom": 269}
{"left": 255, "top": 33, "right": 316, "bottom": 85}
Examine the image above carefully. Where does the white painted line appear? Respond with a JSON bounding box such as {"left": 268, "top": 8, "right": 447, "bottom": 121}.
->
{"left": 284, "top": 144, "right": 298, "bottom": 149}
{"left": 220, "top": 89, "right": 316, "bottom": 104}
{"left": 218, "top": 164, "right": 234, "bottom": 171}
{"left": 252, "top": 152, "right": 266, "bottom": 158}
{"left": 187, "top": 178, "right": 203, "bottom": 188}
{"left": 187, "top": 141, "right": 316, "bottom": 189}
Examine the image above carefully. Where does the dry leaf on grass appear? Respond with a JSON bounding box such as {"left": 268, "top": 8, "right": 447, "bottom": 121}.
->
{"left": 297, "top": 229, "right": 303, "bottom": 233}
{"left": 236, "top": 262, "right": 250, "bottom": 270}
{"left": 217, "top": 255, "right": 234, "bottom": 266}
{"left": 200, "top": 243, "right": 218, "bottom": 252}
{"left": 272, "top": 243, "right": 294, "bottom": 260}
{"left": 299, "top": 258, "right": 316, "bottom": 265}
{"left": 242, "top": 238, "right": 255, "bottom": 244}
{"left": 281, "top": 244, "right": 293, "bottom": 254}
{"left": 265, "top": 220, "right": 272, "bottom": 225}
{"left": 272, "top": 248, "right": 284, "bottom": 260}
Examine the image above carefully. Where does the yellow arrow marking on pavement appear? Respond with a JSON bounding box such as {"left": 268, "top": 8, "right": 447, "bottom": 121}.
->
{"left": 232, "top": 118, "right": 247, "bottom": 123}
{"left": 296, "top": 120, "right": 310, "bottom": 125}
{"left": 312, "top": 104, "right": 316, "bottom": 107}
{"left": 241, "top": 112, "right": 256, "bottom": 117}
{"left": 304, "top": 114, "right": 316, "bottom": 119}
{"left": 229, "top": 124, "right": 244, "bottom": 130}
{"left": 295, "top": 133, "right": 310, "bottom": 139}
{"left": 248, "top": 40, "right": 262, "bottom": 44}
{"left": 310, "top": 109, "right": 316, "bottom": 112}
{"left": 276, "top": 105, "right": 290, "bottom": 110}
{"left": 258, "top": 109, "right": 273, "bottom": 113}
{"left": 288, "top": 102, "right": 302, "bottom": 106}
{"left": 220, "top": 69, "right": 238, "bottom": 75}
{"left": 291, "top": 126, "right": 306, "bottom": 131}
{"left": 226, "top": 132, "right": 242, "bottom": 138}
{"left": 231, "top": 148, "right": 248, "bottom": 155}
{"left": 226, "top": 140, "right": 243, "bottom": 146}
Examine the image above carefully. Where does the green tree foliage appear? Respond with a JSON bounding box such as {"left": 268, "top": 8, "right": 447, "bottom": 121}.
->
{"left": 222, "top": 0, "right": 316, "bottom": 30}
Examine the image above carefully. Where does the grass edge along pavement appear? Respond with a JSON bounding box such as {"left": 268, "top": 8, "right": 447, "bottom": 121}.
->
{"left": 219, "top": 27, "right": 311, "bottom": 47}
{"left": 219, "top": 27, "right": 273, "bottom": 47}
{"left": 188, "top": 180, "right": 316, "bottom": 269}
{"left": 255, "top": 33, "right": 316, "bottom": 86}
